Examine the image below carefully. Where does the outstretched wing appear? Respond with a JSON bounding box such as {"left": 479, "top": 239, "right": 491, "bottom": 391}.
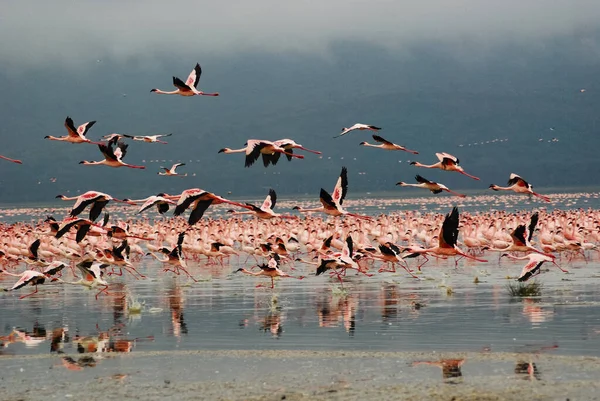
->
{"left": 188, "top": 199, "right": 214, "bottom": 225}
{"left": 172, "top": 76, "right": 191, "bottom": 91}
{"left": 261, "top": 189, "right": 277, "bottom": 211}
{"left": 415, "top": 174, "right": 433, "bottom": 184}
{"left": 439, "top": 207, "right": 459, "bottom": 248}
{"left": 511, "top": 225, "right": 527, "bottom": 247}
{"left": 64, "top": 117, "right": 79, "bottom": 138}
{"left": 331, "top": 167, "right": 348, "bottom": 205}
{"left": 77, "top": 121, "right": 96, "bottom": 138}
{"left": 185, "top": 63, "right": 202, "bottom": 89}
{"left": 319, "top": 188, "right": 337, "bottom": 210}
{"left": 508, "top": 173, "right": 528, "bottom": 187}
{"left": 245, "top": 141, "right": 265, "bottom": 168}
{"left": 528, "top": 212, "right": 539, "bottom": 244}
{"left": 372, "top": 135, "right": 393, "bottom": 146}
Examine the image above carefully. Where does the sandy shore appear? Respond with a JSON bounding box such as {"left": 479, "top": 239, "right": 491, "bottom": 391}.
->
{"left": 1, "top": 350, "right": 597, "bottom": 401}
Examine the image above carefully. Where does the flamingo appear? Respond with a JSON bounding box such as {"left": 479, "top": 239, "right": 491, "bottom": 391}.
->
{"left": 501, "top": 253, "right": 567, "bottom": 281}
{"left": 218, "top": 139, "right": 304, "bottom": 168}
{"left": 316, "top": 236, "right": 368, "bottom": 284}
{"left": 334, "top": 123, "right": 381, "bottom": 138}
{"left": 359, "top": 135, "right": 418, "bottom": 154}
{"left": 158, "top": 163, "right": 187, "bottom": 177}
{"left": 79, "top": 138, "right": 145, "bottom": 169}
{"left": 123, "top": 134, "right": 173, "bottom": 144}
{"left": 406, "top": 207, "right": 487, "bottom": 265}
{"left": 55, "top": 216, "right": 109, "bottom": 243}
{"left": 0, "top": 154, "right": 22, "bottom": 164}
{"left": 128, "top": 194, "right": 177, "bottom": 215}
{"left": 57, "top": 260, "right": 110, "bottom": 299}
{"left": 488, "top": 213, "right": 555, "bottom": 258}
{"left": 0, "top": 269, "right": 48, "bottom": 299}
{"left": 172, "top": 188, "right": 247, "bottom": 225}
{"left": 151, "top": 63, "right": 219, "bottom": 96}
{"left": 231, "top": 189, "right": 296, "bottom": 220}
{"left": 396, "top": 175, "right": 466, "bottom": 197}
{"left": 146, "top": 232, "right": 196, "bottom": 280}
{"left": 235, "top": 253, "right": 302, "bottom": 289}
{"left": 273, "top": 139, "right": 322, "bottom": 162}
{"left": 376, "top": 242, "right": 419, "bottom": 278}
{"left": 56, "top": 191, "right": 134, "bottom": 221}
{"left": 489, "top": 173, "right": 551, "bottom": 202}
{"left": 410, "top": 152, "right": 480, "bottom": 180}
{"left": 293, "top": 167, "right": 371, "bottom": 220}
{"left": 45, "top": 117, "right": 102, "bottom": 145}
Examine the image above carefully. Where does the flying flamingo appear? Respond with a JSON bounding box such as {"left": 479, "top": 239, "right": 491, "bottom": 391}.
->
{"left": 410, "top": 152, "right": 480, "bottom": 180}
{"left": 501, "top": 253, "right": 567, "bottom": 281}
{"left": 236, "top": 253, "right": 302, "bottom": 289}
{"left": 56, "top": 191, "right": 135, "bottom": 221}
{"left": 151, "top": 63, "right": 219, "bottom": 96}
{"left": 293, "top": 167, "right": 372, "bottom": 220}
{"left": 79, "top": 138, "right": 145, "bottom": 169}
{"left": 218, "top": 139, "right": 304, "bottom": 168}
{"left": 334, "top": 123, "right": 381, "bottom": 138}
{"left": 56, "top": 260, "right": 110, "bottom": 299}
{"left": 406, "top": 207, "right": 487, "bottom": 265}
{"left": 273, "top": 139, "right": 322, "bottom": 162}
{"left": 158, "top": 163, "right": 187, "bottom": 177}
{"left": 489, "top": 173, "right": 551, "bottom": 202}
{"left": 146, "top": 232, "right": 196, "bottom": 281}
{"left": 45, "top": 117, "right": 102, "bottom": 145}
{"left": 127, "top": 194, "right": 177, "bottom": 215}
{"left": 359, "top": 135, "right": 418, "bottom": 154}
{"left": 0, "top": 154, "right": 22, "bottom": 164}
{"left": 0, "top": 269, "right": 49, "bottom": 299}
{"left": 123, "top": 134, "right": 173, "bottom": 144}
{"left": 172, "top": 188, "right": 247, "bottom": 225}
{"left": 231, "top": 189, "right": 296, "bottom": 220}
{"left": 396, "top": 175, "right": 466, "bottom": 197}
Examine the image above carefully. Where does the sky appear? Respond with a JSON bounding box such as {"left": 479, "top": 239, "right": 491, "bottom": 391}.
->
{"left": 1, "top": 1, "right": 600, "bottom": 203}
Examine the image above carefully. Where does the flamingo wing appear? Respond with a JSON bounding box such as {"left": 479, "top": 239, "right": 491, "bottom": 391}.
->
{"left": 261, "top": 189, "right": 277, "bottom": 211}
{"left": 10, "top": 271, "right": 45, "bottom": 290}
{"left": 439, "top": 207, "right": 459, "bottom": 248}
{"left": 528, "top": 212, "right": 539, "bottom": 243}
{"left": 331, "top": 166, "right": 348, "bottom": 205}
{"left": 508, "top": 173, "right": 528, "bottom": 187}
{"left": 511, "top": 225, "right": 527, "bottom": 247}
{"left": 64, "top": 117, "right": 80, "bottom": 138}
{"left": 77, "top": 121, "right": 96, "bottom": 138}
{"left": 28, "top": 239, "right": 41, "bottom": 260}
{"left": 245, "top": 141, "right": 265, "bottom": 167}
{"left": 172, "top": 76, "right": 191, "bottom": 91}
{"left": 173, "top": 192, "right": 206, "bottom": 216}
{"left": 372, "top": 134, "right": 393, "bottom": 146}
{"left": 415, "top": 175, "right": 433, "bottom": 185}
{"left": 319, "top": 188, "right": 338, "bottom": 210}
{"left": 185, "top": 64, "right": 202, "bottom": 89}
{"left": 518, "top": 260, "right": 544, "bottom": 282}
{"left": 378, "top": 243, "right": 396, "bottom": 256}
{"left": 89, "top": 200, "right": 109, "bottom": 222}
{"left": 188, "top": 199, "right": 214, "bottom": 225}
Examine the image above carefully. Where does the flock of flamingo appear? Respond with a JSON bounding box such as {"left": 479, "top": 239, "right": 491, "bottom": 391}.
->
{"left": 0, "top": 63, "right": 593, "bottom": 300}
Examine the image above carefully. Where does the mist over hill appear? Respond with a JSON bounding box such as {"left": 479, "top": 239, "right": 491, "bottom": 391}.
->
{"left": 1, "top": 32, "right": 599, "bottom": 203}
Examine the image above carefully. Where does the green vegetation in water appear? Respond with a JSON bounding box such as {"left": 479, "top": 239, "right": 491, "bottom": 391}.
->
{"left": 506, "top": 281, "right": 543, "bottom": 297}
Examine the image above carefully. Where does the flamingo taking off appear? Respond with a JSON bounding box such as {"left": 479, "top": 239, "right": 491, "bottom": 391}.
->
{"left": 396, "top": 175, "right": 466, "bottom": 198}
{"left": 45, "top": 117, "right": 102, "bottom": 145}
{"left": 80, "top": 137, "right": 145, "bottom": 169}
{"left": 0, "top": 155, "right": 22, "bottom": 164}
{"left": 236, "top": 253, "right": 302, "bottom": 289}
{"left": 123, "top": 134, "right": 173, "bottom": 144}
{"left": 127, "top": 194, "right": 177, "bottom": 215}
{"left": 489, "top": 173, "right": 551, "bottom": 202}
{"left": 360, "top": 135, "right": 418, "bottom": 154}
{"left": 218, "top": 140, "right": 304, "bottom": 168}
{"left": 158, "top": 163, "right": 187, "bottom": 177}
{"left": 232, "top": 189, "right": 295, "bottom": 220}
{"left": 410, "top": 152, "right": 480, "bottom": 180}
{"left": 1, "top": 269, "right": 49, "bottom": 299}
{"left": 501, "top": 253, "right": 567, "bottom": 281}
{"left": 334, "top": 123, "right": 381, "bottom": 138}
{"left": 151, "top": 63, "right": 219, "bottom": 96}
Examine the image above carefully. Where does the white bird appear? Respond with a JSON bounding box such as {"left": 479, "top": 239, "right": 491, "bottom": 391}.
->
{"left": 45, "top": 117, "right": 101, "bottom": 145}
{"left": 0, "top": 269, "right": 48, "bottom": 299}
{"left": 151, "top": 63, "right": 219, "bottom": 97}
{"left": 334, "top": 123, "right": 381, "bottom": 138}
{"left": 158, "top": 163, "right": 187, "bottom": 177}
{"left": 123, "top": 134, "right": 173, "bottom": 144}
{"left": 396, "top": 175, "right": 466, "bottom": 198}
{"left": 489, "top": 173, "right": 550, "bottom": 202}
{"left": 218, "top": 139, "right": 304, "bottom": 167}
{"left": 359, "top": 135, "right": 418, "bottom": 154}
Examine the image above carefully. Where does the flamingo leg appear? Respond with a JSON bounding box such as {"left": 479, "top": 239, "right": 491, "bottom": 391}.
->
{"left": 0, "top": 155, "right": 23, "bottom": 164}
{"left": 95, "top": 285, "right": 110, "bottom": 300}
{"left": 460, "top": 171, "right": 480, "bottom": 181}
{"left": 19, "top": 286, "right": 39, "bottom": 299}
